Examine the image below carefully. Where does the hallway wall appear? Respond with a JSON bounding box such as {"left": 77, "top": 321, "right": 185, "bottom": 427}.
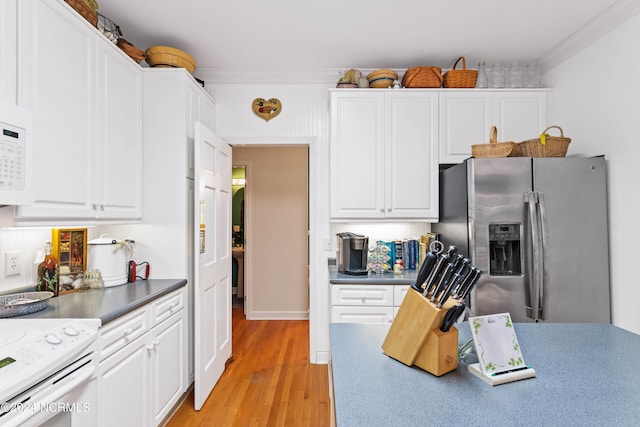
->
{"left": 233, "top": 146, "right": 309, "bottom": 319}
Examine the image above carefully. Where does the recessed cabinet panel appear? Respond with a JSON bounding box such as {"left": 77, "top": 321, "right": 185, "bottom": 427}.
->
{"left": 493, "top": 92, "right": 547, "bottom": 142}
{"left": 386, "top": 93, "right": 438, "bottom": 218}
{"left": 18, "top": 0, "right": 95, "bottom": 214}
{"left": 331, "top": 306, "right": 394, "bottom": 324}
{"left": 331, "top": 284, "right": 394, "bottom": 306}
{"left": 439, "top": 93, "right": 491, "bottom": 164}
{"left": 330, "top": 93, "right": 384, "bottom": 217}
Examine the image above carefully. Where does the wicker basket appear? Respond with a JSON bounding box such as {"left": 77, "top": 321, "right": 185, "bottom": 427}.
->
{"left": 513, "top": 126, "right": 571, "bottom": 157}
{"left": 64, "top": 0, "right": 98, "bottom": 27}
{"left": 117, "top": 38, "right": 145, "bottom": 63}
{"left": 401, "top": 66, "right": 443, "bottom": 88}
{"left": 443, "top": 57, "right": 478, "bottom": 88}
{"left": 145, "top": 46, "right": 197, "bottom": 74}
{"left": 367, "top": 69, "right": 398, "bottom": 88}
{"left": 471, "top": 126, "right": 515, "bottom": 158}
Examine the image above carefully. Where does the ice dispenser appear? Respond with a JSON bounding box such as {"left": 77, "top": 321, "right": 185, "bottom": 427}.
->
{"left": 336, "top": 232, "right": 369, "bottom": 275}
{"left": 489, "top": 224, "right": 521, "bottom": 275}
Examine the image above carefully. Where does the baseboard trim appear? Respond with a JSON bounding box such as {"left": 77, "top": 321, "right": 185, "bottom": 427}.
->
{"left": 246, "top": 310, "right": 309, "bottom": 320}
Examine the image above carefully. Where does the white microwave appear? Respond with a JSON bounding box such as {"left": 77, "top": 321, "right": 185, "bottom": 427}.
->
{"left": 0, "top": 102, "right": 31, "bottom": 205}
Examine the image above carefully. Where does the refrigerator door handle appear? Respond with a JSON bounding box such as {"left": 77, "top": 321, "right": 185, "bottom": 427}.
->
{"left": 537, "top": 192, "right": 549, "bottom": 321}
{"left": 526, "top": 191, "right": 542, "bottom": 322}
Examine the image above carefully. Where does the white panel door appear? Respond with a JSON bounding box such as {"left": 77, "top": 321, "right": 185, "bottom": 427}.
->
{"left": 386, "top": 92, "right": 439, "bottom": 219}
{"left": 194, "top": 122, "right": 232, "bottom": 410}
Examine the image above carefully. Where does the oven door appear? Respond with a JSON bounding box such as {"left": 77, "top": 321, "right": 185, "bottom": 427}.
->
{"left": 1, "top": 359, "right": 98, "bottom": 427}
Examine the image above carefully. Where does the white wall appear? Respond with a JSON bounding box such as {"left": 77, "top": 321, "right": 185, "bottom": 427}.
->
{"left": 545, "top": 13, "right": 640, "bottom": 334}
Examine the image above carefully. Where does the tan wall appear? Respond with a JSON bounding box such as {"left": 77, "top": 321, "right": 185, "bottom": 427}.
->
{"left": 233, "top": 146, "right": 309, "bottom": 318}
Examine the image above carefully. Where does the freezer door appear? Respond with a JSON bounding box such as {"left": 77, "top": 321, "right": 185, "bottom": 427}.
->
{"left": 468, "top": 158, "right": 535, "bottom": 322}
{"left": 532, "top": 157, "right": 611, "bottom": 322}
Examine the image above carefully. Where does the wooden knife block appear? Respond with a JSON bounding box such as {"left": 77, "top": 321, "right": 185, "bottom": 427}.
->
{"left": 382, "top": 288, "right": 459, "bottom": 376}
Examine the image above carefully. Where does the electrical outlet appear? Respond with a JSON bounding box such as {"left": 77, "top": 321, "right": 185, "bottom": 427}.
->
{"left": 324, "top": 237, "right": 333, "bottom": 251}
{"left": 5, "top": 251, "right": 21, "bottom": 277}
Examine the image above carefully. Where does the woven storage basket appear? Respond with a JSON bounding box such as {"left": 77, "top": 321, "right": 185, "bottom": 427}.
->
{"left": 471, "top": 126, "right": 515, "bottom": 158}
{"left": 443, "top": 57, "right": 478, "bottom": 88}
{"left": 65, "top": 0, "right": 98, "bottom": 27}
{"left": 117, "top": 38, "right": 145, "bottom": 63}
{"left": 401, "top": 66, "right": 443, "bottom": 88}
{"left": 367, "top": 69, "right": 398, "bottom": 88}
{"left": 513, "top": 125, "right": 571, "bottom": 157}
{"left": 145, "top": 46, "right": 197, "bottom": 74}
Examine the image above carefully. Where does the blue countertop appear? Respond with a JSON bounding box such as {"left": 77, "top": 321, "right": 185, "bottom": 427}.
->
{"left": 330, "top": 322, "right": 640, "bottom": 426}
{"left": 20, "top": 279, "right": 187, "bottom": 325}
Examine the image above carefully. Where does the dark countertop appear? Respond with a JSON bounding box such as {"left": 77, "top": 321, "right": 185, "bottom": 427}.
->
{"left": 329, "top": 264, "right": 419, "bottom": 285}
{"left": 21, "top": 279, "right": 187, "bottom": 325}
{"left": 330, "top": 322, "right": 640, "bottom": 427}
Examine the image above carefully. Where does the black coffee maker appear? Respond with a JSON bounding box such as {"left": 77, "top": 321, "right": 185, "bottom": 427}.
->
{"left": 336, "top": 232, "right": 369, "bottom": 275}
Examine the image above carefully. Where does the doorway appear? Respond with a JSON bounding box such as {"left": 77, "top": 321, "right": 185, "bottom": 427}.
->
{"left": 232, "top": 145, "right": 309, "bottom": 320}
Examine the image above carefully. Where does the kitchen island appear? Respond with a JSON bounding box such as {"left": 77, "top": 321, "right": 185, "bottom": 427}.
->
{"left": 330, "top": 322, "right": 640, "bottom": 426}
{"left": 21, "top": 279, "right": 186, "bottom": 324}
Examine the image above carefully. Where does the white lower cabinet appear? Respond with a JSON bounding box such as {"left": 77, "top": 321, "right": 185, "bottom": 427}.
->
{"left": 330, "top": 284, "right": 408, "bottom": 324}
{"left": 97, "top": 288, "right": 186, "bottom": 427}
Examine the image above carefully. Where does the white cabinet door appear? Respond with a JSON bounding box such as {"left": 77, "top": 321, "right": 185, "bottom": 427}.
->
{"left": 439, "top": 90, "right": 549, "bottom": 164}
{"left": 98, "top": 334, "right": 151, "bottom": 427}
{"left": 0, "top": 0, "right": 17, "bottom": 105}
{"left": 151, "top": 310, "right": 186, "bottom": 425}
{"left": 194, "top": 123, "right": 232, "bottom": 410}
{"left": 386, "top": 92, "right": 439, "bottom": 219}
{"left": 330, "top": 91, "right": 385, "bottom": 219}
{"left": 17, "top": 0, "right": 96, "bottom": 218}
{"left": 493, "top": 92, "right": 547, "bottom": 142}
{"left": 331, "top": 284, "right": 394, "bottom": 306}
{"left": 331, "top": 306, "right": 394, "bottom": 323}
{"left": 439, "top": 92, "right": 492, "bottom": 164}
{"left": 95, "top": 43, "right": 142, "bottom": 219}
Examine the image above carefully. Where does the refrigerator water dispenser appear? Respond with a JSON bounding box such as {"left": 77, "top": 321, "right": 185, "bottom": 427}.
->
{"left": 489, "top": 224, "right": 521, "bottom": 276}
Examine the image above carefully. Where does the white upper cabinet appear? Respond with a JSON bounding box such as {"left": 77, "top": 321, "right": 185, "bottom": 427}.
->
{"left": 330, "top": 90, "right": 439, "bottom": 221}
{"left": 95, "top": 42, "right": 143, "bottom": 218}
{"left": 15, "top": 0, "right": 142, "bottom": 222}
{"left": 439, "top": 90, "right": 548, "bottom": 164}
{"left": 0, "top": 0, "right": 17, "bottom": 105}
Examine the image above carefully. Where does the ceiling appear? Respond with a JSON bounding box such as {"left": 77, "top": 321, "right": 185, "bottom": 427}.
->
{"left": 97, "top": 0, "right": 636, "bottom": 83}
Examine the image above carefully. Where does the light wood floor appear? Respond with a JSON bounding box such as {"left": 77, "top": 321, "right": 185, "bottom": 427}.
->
{"left": 166, "top": 308, "right": 330, "bottom": 426}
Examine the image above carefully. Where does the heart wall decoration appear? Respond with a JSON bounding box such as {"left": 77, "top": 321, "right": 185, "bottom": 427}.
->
{"left": 252, "top": 97, "right": 282, "bottom": 122}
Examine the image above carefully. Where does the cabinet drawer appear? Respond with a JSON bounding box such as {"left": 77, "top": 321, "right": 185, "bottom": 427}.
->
{"left": 152, "top": 288, "right": 185, "bottom": 324}
{"left": 99, "top": 306, "right": 150, "bottom": 361}
{"left": 394, "top": 285, "right": 409, "bottom": 306}
{"left": 331, "top": 306, "right": 394, "bottom": 323}
{"left": 331, "top": 285, "right": 394, "bottom": 306}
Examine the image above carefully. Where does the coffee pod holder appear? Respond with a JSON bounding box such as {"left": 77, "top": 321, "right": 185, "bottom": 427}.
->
{"left": 382, "top": 287, "right": 459, "bottom": 376}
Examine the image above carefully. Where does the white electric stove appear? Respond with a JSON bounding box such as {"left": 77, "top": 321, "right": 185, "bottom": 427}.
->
{"left": 0, "top": 318, "right": 101, "bottom": 426}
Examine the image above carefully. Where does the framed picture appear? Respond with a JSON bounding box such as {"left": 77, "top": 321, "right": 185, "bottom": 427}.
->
{"left": 52, "top": 228, "right": 87, "bottom": 293}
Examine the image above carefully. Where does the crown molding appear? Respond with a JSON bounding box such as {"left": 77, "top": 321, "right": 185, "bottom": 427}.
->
{"left": 542, "top": 0, "right": 640, "bottom": 70}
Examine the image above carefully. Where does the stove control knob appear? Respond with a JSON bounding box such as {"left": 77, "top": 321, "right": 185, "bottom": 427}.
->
{"left": 46, "top": 333, "right": 63, "bottom": 345}
{"left": 64, "top": 325, "right": 79, "bottom": 336}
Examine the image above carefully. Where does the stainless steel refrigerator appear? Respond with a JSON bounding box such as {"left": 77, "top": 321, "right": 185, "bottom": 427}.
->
{"left": 432, "top": 156, "right": 611, "bottom": 323}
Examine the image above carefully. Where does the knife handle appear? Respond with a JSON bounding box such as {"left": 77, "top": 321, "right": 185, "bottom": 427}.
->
{"left": 415, "top": 250, "right": 437, "bottom": 290}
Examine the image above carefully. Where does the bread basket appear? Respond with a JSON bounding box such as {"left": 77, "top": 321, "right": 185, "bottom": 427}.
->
{"left": 145, "top": 46, "right": 197, "bottom": 74}
{"left": 471, "top": 126, "right": 515, "bottom": 158}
